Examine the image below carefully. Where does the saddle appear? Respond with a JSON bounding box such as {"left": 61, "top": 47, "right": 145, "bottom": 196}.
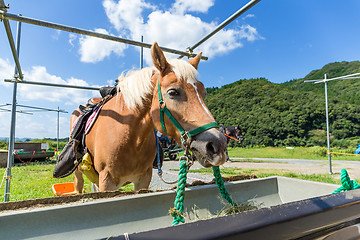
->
{"left": 53, "top": 87, "right": 117, "bottom": 179}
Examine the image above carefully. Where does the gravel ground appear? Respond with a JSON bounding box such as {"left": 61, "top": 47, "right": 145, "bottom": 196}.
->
{"left": 149, "top": 160, "right": 215, "bottom": 190}
{"left": 149, "top": 157, "right": 360, "bottom": 190}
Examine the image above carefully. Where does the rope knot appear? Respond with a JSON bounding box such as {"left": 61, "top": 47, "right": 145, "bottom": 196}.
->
{"left": 333, "top": 169, "right": 360, "bottom": 193}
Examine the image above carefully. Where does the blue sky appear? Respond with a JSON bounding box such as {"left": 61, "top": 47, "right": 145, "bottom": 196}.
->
{"left": 0, "top": 0, "right": 360, "bottom": 139}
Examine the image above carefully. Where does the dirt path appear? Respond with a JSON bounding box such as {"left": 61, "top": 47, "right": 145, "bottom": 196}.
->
{"left": 223, "top": 158, "right": 360, "bottom": 179}
{"left": 149, "top": 158, "right": 360, "bottom": 191}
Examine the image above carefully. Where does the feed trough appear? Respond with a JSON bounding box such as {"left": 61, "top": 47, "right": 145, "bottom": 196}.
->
{"left": 0, "top": 176, "right": 358, "bottom": 240}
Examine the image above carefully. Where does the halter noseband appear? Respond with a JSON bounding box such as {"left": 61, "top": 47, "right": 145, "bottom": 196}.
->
{"left": 157, "top": 75, "right": 218, "bottom": 147}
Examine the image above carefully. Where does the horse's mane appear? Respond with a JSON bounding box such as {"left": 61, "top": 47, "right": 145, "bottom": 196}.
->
{"left": 117, "top": 59, "right": 199, "bottom": 111}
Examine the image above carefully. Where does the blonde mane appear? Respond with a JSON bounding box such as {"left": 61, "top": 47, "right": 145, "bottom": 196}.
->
{"left": 117, "top": 59, "right": 199, "bottom": 111}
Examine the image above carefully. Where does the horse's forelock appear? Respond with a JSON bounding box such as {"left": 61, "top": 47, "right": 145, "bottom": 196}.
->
{"left": 168, "top": 59, "right": 199, "bottom": 85}
{"left": 117, "top": 59, "right": 199, "bottom": 111}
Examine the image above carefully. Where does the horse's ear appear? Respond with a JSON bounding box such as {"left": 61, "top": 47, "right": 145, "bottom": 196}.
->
{"left": 188, "top": 52, "right": 202, "bottom": 70}
{"left": 151, "top": 42, "right": 170, "bottom": 75}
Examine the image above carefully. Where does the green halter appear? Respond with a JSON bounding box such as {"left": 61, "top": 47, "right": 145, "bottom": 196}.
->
{"left": 157, "top": 75, "right": 219, "bottom": 145}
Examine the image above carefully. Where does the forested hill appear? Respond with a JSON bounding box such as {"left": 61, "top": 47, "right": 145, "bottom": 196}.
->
{"left": 205, "top": 61, "right": 360, "bottom": 147}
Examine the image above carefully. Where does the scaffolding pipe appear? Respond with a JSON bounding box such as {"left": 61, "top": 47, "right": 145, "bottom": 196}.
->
{"left": 324, "top": 75, "right": 332, "bottom": 174}
{"left": 4, "top": 79, "right": 100, "bottom": 91}
{"left": 314, "top": 72, "right": 360, "bottom": 84}
{"left": 0, "top": 11, "right": 208, "bottom": 61}
{"left": 6, "top": 103, "right": 68, "bottom": 113}
{"left": 4, "top": 19, "right": 21, "bottom": 202}
{"left": 179, "top": 0, "right": 261, "bottom": 58}
{"left": 2, "top": 14, "right": 23, "bottom": 79}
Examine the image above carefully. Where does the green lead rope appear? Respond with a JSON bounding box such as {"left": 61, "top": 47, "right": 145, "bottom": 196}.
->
{"left": 213, "top": 166, "right": 238, "bottom": 207}
{"left": 169, "top": 160, "right": 188, "bottom": 225}
{"left": 332, "top": 169, "right": 360, "bottom": 194}
{"left": 170, "top": 161, "right": 237, "bottom": 226}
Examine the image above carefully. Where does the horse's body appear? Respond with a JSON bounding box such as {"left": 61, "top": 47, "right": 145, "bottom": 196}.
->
{"left": 71, "top": 43, "right": 227, "bottom": 193}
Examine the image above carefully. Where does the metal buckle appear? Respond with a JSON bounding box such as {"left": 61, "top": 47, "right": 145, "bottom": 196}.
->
{"left": 159, "top": 100, "right": 165, "bottom": 109}
{"left": 181, "top": 132, "right": 190, "bottom": 145}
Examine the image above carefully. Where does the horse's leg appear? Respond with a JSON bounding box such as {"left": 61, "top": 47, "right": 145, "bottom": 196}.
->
{"left": 133, "top": 167, "right": 153, "bottom": 191}
{"left": 74, "top": 168, "right": 84, "bottom": 193}
{"left": 98, "top": 169, "right": 118, "bottom": 192}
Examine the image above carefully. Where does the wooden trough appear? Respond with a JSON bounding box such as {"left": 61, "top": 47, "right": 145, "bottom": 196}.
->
{"left": 0, "top": 176, "right": 359, "bottom": 239}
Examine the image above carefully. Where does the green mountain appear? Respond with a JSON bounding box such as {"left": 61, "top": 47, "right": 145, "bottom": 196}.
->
{"left": 205, "top": 61, "right": 360, "bottom": 147}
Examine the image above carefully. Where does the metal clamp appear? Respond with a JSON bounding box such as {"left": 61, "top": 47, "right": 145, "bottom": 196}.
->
{"left": 0, "top": 4, "right": 9, "bottom": 14}
{"left": 186, "top": 47, "right": 195, "bottom": 58}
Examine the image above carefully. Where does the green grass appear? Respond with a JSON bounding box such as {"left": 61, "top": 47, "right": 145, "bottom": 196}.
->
{"left": 230, "top": 159, "right": 286, "bottom": 164}
{"left": 0, "top": 163, "right": 133, "bottom": 202}
{"left": 228, "top": 146, "right": 360, "bottom": 161}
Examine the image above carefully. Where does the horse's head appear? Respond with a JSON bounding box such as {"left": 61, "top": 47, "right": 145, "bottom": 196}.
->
{"left": 150, "top": 42, "right": 227, "bottom": 167}
{"left": 235, "top": 124, "right": 244, "bottom": 141}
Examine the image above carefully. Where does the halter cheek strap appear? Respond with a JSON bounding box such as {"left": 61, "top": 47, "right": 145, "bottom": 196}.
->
{"left": 157, "top": 76, "right": 218, "bottom": 144}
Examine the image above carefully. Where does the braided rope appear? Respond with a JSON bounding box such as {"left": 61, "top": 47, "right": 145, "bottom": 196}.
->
{"left": 170, "top": 162, "right": 238, "bottom": 225}
{"left": 213, "top": 166, "right": 238, "bottom": 207}
{"left": 170, "top": 160, "right": 188, "bottom": 225}
{"left": 332, "top": 169, "right": 360, "bottom": 193}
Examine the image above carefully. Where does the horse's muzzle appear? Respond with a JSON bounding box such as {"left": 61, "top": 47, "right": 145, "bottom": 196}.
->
{"left": 190, "top": 128, "right": 227, "bottom": 167}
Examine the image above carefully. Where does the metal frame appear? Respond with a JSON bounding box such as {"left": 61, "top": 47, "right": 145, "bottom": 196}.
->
{"left": 179, "top": 0, "right": 261, "bottom": 59}
{"left": 1, "top": 103, "right": 68, "bottom": 151}
{"left": 304, "top": 72, "right": 360, "bottom": 174}
{"left": 0, "top": 11, "right": 207, "bottom": 63}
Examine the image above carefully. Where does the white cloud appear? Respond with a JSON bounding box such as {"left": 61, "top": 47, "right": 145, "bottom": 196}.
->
{"left": 103, "top": 0, "right": 155, "bottom": 33}
{"left": 238, "top": 24, "right": 264, "bottom": 42}
{"left": 18, "top": 66, "right": 97, "bottom": 105}
{"left": 171, "top": 0, "right": 214, "bottom": 14}
{"left": 79, "top": 28, "right": 128, "bottom": 63}
{"left": 242, "top": 14, "right": 255, "bottom": 20}
{"left": 75, "top": 0, "right": 263, "bottom": 64}
{"left": 68, "top": 33, "right": 77, "bottom": 47}
{"left": 0, "top": 58, "right": 14, "bottom": 86}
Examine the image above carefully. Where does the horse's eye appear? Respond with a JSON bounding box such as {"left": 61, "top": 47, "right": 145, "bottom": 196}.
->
{"left": 168, "top": 89, "right": 180, "bottom": 97}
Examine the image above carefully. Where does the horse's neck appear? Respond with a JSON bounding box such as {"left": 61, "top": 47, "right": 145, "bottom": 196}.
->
{"left": 112, "top": 93, "right": 154, "bottom": 139}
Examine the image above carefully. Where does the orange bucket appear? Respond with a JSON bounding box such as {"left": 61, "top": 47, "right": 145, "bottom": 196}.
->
{"left": 52, "top": 182, "right": 77, "bottom": 196}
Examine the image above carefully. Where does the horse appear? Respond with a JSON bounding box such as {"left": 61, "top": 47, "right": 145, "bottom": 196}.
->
{"left": 220, "top": 124, "right": 244, "bottom": 143}
{"left": 71, "top": 42, "right": 228, "bottom": 193}
{"left": 219, "top": 124, "right": 243, "bottom": 161}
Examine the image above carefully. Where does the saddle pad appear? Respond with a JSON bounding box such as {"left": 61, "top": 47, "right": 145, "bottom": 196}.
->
{"left": 71, "top": 105, "right": 102, "bottom": 135}
{"left": 85, "top": 106, "right": 102, "bottom": 135}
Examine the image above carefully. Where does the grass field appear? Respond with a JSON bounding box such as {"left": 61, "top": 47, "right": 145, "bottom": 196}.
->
{"left": 0, "top": 163, "right": 133, "bottom": 202}
{"left": 227, "top": 146, "right": 360, "bottom": 161}
{"left": 0, "top": 146, "right": 355, "bottom": 201}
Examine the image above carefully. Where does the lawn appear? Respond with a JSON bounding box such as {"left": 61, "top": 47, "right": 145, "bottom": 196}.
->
{"left": 227, "top": 146, "right": 360, "bottom": 161}
{"left": 0, "top": 162, "right": 133, "bottom": 202}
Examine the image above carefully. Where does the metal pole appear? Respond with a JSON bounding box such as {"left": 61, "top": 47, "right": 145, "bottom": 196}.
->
{"left": 324, "top": 74, "right": 332, "bottom": 174}
{"left": 140, "top": 36, "right": 143, "bottom": 69}
{"left": 6, "top": 103, "right": 67, "bottom": 113}
{"left": 2, "top": 13, "right": 23, "bottom": 79}
{"left": 0, "top": 11, "right": 207, "bottom": 61}
{"left": 179, "top": 0, "right": 261, "bottom": 58}
{"left": 57, "top": 107, "right": 59, "bottom": 152}
{"left": 4, "top": 19, "right": 21, "bottom": 202}
{"left": 4, "top": 79, "right": 101, "bottom": 90}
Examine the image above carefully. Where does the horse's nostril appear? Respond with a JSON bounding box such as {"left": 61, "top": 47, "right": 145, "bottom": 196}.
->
{"left": 206, "top": 142, "right": 216, "bottom": 155}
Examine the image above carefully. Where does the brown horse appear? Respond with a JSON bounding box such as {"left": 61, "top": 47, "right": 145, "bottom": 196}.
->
{"left": 71, "top": 42, "right": 227, "bottom": 193}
